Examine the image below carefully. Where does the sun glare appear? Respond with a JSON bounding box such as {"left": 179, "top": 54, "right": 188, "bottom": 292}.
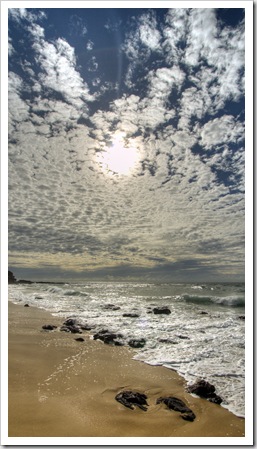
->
{"left": 98, "top": 132, "right": 139, "bottom": 176}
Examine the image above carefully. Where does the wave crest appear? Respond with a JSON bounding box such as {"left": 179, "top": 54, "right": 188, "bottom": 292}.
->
{"left": 181, "top": 294, "right": 245, "bottom": 307}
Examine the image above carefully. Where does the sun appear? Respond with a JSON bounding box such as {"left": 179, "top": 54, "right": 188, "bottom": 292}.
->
{"left": 98, "top": 132, "right": 139, "bottom": 176}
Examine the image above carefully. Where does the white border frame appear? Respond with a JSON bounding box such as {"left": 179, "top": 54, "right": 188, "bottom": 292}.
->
{"left": 1, "top": 1, "right": 254, "bottom": 446}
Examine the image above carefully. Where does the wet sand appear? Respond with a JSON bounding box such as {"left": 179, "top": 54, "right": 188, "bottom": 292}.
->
{"left": 8, "top": 301, "right": 245, "bottom": 438}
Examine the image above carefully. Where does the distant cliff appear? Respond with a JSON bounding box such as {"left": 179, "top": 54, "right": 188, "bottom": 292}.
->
{"left": 8, "top": 270, "right": 64, "bottom": 285}
{"left": 8, "top": 271, "right": 17, "bottom": 284}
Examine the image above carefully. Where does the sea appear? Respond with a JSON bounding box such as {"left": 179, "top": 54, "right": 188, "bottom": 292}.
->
{"left": 8, "top": 281, "right": 245, "bottom": 418}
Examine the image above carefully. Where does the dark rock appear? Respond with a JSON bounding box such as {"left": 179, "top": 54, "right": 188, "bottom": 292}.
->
{"left": 158, "top": 338, "right": 178, "bottom": 344}
{"left": 79, "top": 323, "right": 93, "bottom": 331}
{"left": 93, "top": 329, "right": 123, "bottom": 345}
{"left": 187, "top": 379, "right": 215, "bottom": 397}
{"left": 114, "top": 340, "right": 124, "bottom": 346}
{"left": 156, "top": 396, "right": 196, "bottom": 421}
{"left": 187, "top": 379, "right": 223, "bottom": 404}
{"left": 24, "top": 304, "right": 30, "bottom": 307}
{"left": 42, "top": 324, "right": 57, "bottom": 330}
{"left": 122, "top": 313, "right": 140, "bottom": 318}
{"left": 181, "top": 411, "right": 196, "bottom": 422}
{"left": 68, "top": 325, "right": 82, "bottom": 334}
{"left": 238, "top": 315, "right": 245, "bottom": 320}
{"left": 102, "top": 304, "right": 121, "bottom": 311}
{"left": 60, "top": 326, "right": 71, "bottom": 333}
{"left": 208, "top": 395, "right": 223, "bottom": 405}
{"left": 153, "top": 306, "right": 171, "bottom": 315}
{"left": 176, "top": 335, "right": 190, "bottom": 340}
{"left": 60, "top": 325, "right": 82, "bottom": 334}
{"left": 64, "top": 318, "right": 94, "bottom": 331}
{"left": 128, "top": 338, "right": 146, "bottom": 348}
{"left": 200, "top": 311, "right": 208, "bottom": 315}
{"left": 115, "top": 390, "right": 149, "bottom": 411}
{"left": 63, "top": 318, "right": 77, "bottom": 326}
{"left": 75, "top": 337, "right": 85, "bottom": 342}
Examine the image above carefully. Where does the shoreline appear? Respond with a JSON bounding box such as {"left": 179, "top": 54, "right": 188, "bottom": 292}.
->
{"left": 8, "top": 300, "right": 245, "bottom": 438}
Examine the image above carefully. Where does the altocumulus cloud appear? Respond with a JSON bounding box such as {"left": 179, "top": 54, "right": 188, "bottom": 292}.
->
{"left": 7, "top": 6, "right": 246, "bottom": 282}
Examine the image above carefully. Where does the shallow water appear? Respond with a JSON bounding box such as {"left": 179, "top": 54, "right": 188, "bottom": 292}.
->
{"left": 8, "top": 281, "right": 245, "bottom": 417}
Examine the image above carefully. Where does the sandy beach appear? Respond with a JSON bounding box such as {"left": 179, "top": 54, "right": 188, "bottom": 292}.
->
{"left": 8, "top": 300, "right": 245, "bottom": 438}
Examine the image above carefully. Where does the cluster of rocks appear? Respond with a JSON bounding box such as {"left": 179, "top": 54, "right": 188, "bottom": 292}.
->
{"left": 115, "top": 390, "right": 196, "bottom": 421}
{"left": 102, "top": 304, "right": 172, "bottom": 316}
{"left": 40, "top": 315, "right": 224, "bottom": 415}
{"left": 42, "top": 318, "right": 94, "bottom": 336}
{"left": 93, "top": 329, "right": 123, "bottom": 346}
{"left": 41, "top": 318, "right": 145, "bottom": 348}
{"left": 40, "top": 315, "right": 149, "bottom": 352}
{"left": 115, "top": 380, "right": 224, "bottom": 417}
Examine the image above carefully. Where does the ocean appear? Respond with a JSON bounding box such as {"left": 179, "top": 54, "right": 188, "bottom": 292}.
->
{"left": 8, "top": 281, "right": 245, "bottom": 418}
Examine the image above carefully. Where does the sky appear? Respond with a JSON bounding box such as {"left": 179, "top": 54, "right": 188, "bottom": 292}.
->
{"left": 6, "top": 2, "right": 249, "bottom": 282}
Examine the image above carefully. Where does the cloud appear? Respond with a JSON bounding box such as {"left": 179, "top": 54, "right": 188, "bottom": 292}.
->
{"left": 27, "top": 22, "right": 45, "bottom": 39}
{"left": 68, "top": 14, "right": 87, "bottom": 37}
{"left": 8, "top": 12, "right": 96, "bottom": 127}
{"left": 184, "top": 9, "right": 218, "bottom": 66}
{"left": 122, "top": 10, "right": 162, "bottom": 88}
{"left": 8, "top": 8, "right": 46, "bottom": 29}
{"left": 88, "top": 56, "right": 98, "bottom": 72}
{"left": 8, "top": 36, "right": 15, "bottom": 55}
{"left": 163, "top": 9, "right": 189, "bottom": 64}
{"left": 199, "top": 115, "right": 245, "bottom": 150}
{"left": 7, "top": 7, "right": 245, "bottom": 281}
{"left": 138, "top": 10, "right": 161, "bottom": 51}
{"left": 149, "top": 66, "right": 185, "bottom": 96}
{"left": 86, "top": 40, "right": 94, "bottom": 51}
{"left": 32, "top": 37, "right": 95, "bottom": 110}
{"left": 8, "top": 72, "right": 30, "bottom": 131}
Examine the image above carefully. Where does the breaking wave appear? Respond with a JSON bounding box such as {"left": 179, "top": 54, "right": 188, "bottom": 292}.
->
{"left": 181, "top": 294, "right": 245, "bottom": 307}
